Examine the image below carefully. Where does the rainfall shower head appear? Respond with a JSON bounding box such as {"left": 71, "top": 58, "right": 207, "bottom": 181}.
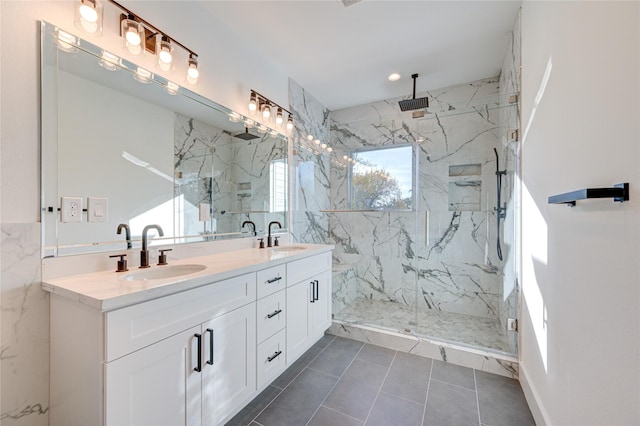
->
{"left": 235, "top": 127, "right": 259, "bottom": 140}
{"left": 398, "top": 73, "right": 429, "bottom": 112}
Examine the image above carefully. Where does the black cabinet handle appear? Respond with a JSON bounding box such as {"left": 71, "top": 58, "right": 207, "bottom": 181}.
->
{"left": 206, "top": 328, "right": 214, "bottom": 366}
{"left": 267, "top": 309, "right": 282, "bottom": 319}
{"left": 194, "top": 333, "right": 202, "bottom": 372}
{"left": 310, "top": 281, "right": 315, "bottom": 303}
{"left": 267, "top": 276, "right": 282, "bottom": 284}
{"left": 314, "top": 280, "right": 319, "bottom": 301}
{"left": 267, "top": 350, "right": 282, "bottom": 362}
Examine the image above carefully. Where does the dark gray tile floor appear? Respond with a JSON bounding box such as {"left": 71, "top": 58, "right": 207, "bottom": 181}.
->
{"left": 227, "top": 335, "right": 535, "bottom": 426}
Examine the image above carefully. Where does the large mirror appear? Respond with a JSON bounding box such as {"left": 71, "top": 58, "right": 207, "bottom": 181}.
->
{"left": 41, "top": 22, "right": 288, "bottom": 257}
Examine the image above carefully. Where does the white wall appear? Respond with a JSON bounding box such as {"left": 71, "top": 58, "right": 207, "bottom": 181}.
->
{"left": 520, "top": 2, "right": 640, "bottom": 425}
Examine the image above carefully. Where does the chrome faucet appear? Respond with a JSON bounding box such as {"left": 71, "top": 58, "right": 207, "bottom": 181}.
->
{"left": 267, "top": 221, "right": 282, "bottom": 248}
{"left": 140, "top": 224, "right": 164, "bottom": 268}
{"left": 117, "top": 223, "right": 132, "bottom": 249}
{"left": 242, "top": 220, "right": 256, "bottom": 236}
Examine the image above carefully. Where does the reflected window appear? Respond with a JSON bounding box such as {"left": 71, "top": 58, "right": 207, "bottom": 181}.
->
{"left": 270, "top": 159, "right": 287, "bottom": 212}
{"left": 349, "top": 145, "right": 413, "bottom": 210}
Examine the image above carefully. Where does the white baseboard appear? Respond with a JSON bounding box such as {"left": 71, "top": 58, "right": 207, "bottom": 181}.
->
{"left": 519, "top": 362, "right": 552, "bottom": 426}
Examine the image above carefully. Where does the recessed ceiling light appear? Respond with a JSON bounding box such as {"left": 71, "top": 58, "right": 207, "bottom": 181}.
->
{"left": 388, "top": 73, "right": 401, "bottom": 82}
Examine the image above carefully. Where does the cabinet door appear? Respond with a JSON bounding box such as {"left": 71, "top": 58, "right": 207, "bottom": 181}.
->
{"left": 310, "top": 270, "right": 332, "bottom": 339}
{"left": 105, "top": 326, "right": 202, "bottom": 426}
{"left": 201, "top": 303, "right": 256, "bottom": 426}
{"left": 286, "top": 279, "right": 312, "bottom": 363}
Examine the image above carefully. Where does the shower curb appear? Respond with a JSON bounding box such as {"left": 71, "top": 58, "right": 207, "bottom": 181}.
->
{"left": 328, "top": 320, "right": 519, "bottom": 379}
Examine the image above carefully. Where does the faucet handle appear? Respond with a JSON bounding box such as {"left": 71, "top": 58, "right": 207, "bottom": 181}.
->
{"left": 158, "top": 249, "right": 172, "bottom": 266}
{"left": 274, "top": 236, "right": 280, "bottom": 247}
{"left": 109, "top": 254, "right": 128, "bottom": 273}
{"left": 258, "top": 238, "right": 265, "bottom": 249}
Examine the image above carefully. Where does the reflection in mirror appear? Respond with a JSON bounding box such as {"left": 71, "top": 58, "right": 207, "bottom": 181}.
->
{"left": 41, "top": 22, "right": 288, "bottom": 257}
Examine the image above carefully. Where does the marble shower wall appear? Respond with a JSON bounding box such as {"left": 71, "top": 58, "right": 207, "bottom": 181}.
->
{"left": 174, "top": 113, "right": 287, "bottom": 238}
{"left": 498, "top": 12, "right": 521, "bottom": 354}
{"left": 1, "top": 223, "right": 49, "bottom": 425}
{"left": 330, "top": 77, "right": 519, "bottom": 322}
{"left": 288, "top": 79, "right": 331, "bottom": 244}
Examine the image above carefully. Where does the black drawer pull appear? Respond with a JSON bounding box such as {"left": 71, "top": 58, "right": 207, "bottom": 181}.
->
{"left": 267, "top": 350, "right": 282, "bottom": 362}
{"left": 206, "top": 328, "right": 214, "bottom": 366}
{"left": 267, "top": 309, "right": 282, "bottom": 319}
{"left": 194, "top": 333, "right": 202, "bottom": 372}
{"left": 267, "top": 276, "right": 282, "bottom": 284}
{"left": 310, "top": 281, "right": 315, "bottom": 303}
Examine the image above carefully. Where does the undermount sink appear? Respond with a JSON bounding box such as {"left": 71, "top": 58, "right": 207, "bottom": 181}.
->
{"left": 271, "top": 245, "right": 307, "bottom": 252}
{"left": 120, "top": 264, "right": 207, "bottom": 281}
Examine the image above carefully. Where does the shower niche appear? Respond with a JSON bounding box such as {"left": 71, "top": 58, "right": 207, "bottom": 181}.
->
{"left": 448, "top": 163, "right": 482, "bottom": 211}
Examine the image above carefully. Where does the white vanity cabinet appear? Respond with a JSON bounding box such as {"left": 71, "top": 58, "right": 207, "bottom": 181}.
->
{"left": 47, "top": 246, "right": 333, "bottom": 426}
{"left": 50, "top": 272, "right": 257, "bottom": 426}
{"left": 286, "top": 252, "right": 332, "bottom": 363}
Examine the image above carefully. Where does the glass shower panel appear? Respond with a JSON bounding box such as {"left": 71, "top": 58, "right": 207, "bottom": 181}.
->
{"left": 413, "top": 90, "right": 519, "bottom": 355}
{"left": 328, "top": 113, "right": 419, "bottom": 336}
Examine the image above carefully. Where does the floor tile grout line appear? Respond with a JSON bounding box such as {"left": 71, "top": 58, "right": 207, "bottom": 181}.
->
{"left": 421, "top": 359, "right": 434, "bottom": 425}
{"left": 319, "top": 404, "right": 366, "bottom": 424}
{"left": 474, "top": 368, "right": 482, "bottom": 426}
{"left": 362, "top": 349, "right": 398, "bottom": 425}
{"left": 304, "top": 341, "right": 366, "bottom": 426}
{"left": 429, "top": 377, "right": 478, "bottom": 392}
{"left": 246, "top": 335, "right": 336, "bottom": 425}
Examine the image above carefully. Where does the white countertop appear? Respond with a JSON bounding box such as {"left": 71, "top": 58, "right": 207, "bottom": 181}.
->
{"left": 42, "top": 243, "right": 333, "bottom": 311}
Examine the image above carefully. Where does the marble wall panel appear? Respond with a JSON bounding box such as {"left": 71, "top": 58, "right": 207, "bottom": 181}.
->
{"left": 288, "top": 79, "right": 331, "bottom": 244}
{"left": 1, "top": 223, "right": 49, "bottom": 425}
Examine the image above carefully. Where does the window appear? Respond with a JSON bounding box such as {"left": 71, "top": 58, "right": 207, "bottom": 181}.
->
{"left": 270, "top": 159, "right": 287, "bottom": 212}
{"left": 349, "top": 145, "right": 413, "bottom": 210}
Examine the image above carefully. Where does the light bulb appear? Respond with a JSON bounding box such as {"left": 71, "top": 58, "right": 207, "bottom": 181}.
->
{"left": 343, "top": 155, "right": 348, "bottom": 160}
{"left": 125, "top": 27, "right": 141, "bottom": 46}
{"left": 159, "top": 46, "right": 172, "bottom": 64}
{"left": 321, "top": 143, "right": 327, "bottom": 149}
{"left": 133, "top": 67, "right": 152, "bottom": 84}
{"left": 56, "top": 30, "right": 78, "bottom": 52}
{"left": 327, "top": 147, "right": 333, "bottom": 153}
{"left": 99, "top": 51, "right": 120, "bottom": 71}
{"left": 307, "top": 135, "right": 314, "bottom": 141}
{"left": 165, "top": 81, "right": 179, "bottom": 95}
{"left": 76, "top": 0, "right": 102, "bottom": 34}
{"left": 315, "top": 139, "right": 321, "bottom": 145}
{"left": 286, "top": 116, "right": 294, "bottom": 131}
{"left": 187, "top": 54, "right": 199, "bottom": 84}
{"left": 275, "top": 108, "right": 284, "bottom": 126}
{"left": 79, "top": 1, "right": 98, "bottom": 23}
{"left": 262, "top": 104, "right": 271, "bottom": 120}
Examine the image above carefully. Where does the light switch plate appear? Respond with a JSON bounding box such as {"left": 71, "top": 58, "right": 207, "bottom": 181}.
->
{"left": 60, "top": 196, "right": 83, "bottom": 223}
{"left": 199, "top": 203, "right": 211, "bottom": 222}
{"left": 88, "top": 197, "right": 108, "bottom": 223}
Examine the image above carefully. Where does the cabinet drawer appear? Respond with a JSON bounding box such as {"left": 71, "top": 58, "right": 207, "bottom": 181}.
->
{"left": 256, "top": 264, "right": 286, "bottom": 299}
{"left": 256, "top": 290, "right": 286, "bottom": 343}
{"left": 105, "top": 273, "right": 256, "bottom": 361}
{"left": 287, "top": 252, "right": 331, "bottom": 285}
{"left": 256, "top": 328, "right": 286, "bottom": 389}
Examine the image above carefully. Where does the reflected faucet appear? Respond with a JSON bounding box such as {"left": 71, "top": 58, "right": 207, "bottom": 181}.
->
{"left": 242, "top": 220, "right": 256, "bottom": 236}
{"left": 140, "top": 224, "right": 164, "bottom": 268}
{"left": 117, "top": 223, "right": 132, "bottom": 249}
{"left": 267, "top": 221, "right": 282, "bottom": 248}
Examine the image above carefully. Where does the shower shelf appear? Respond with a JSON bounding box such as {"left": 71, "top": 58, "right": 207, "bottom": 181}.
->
{"left": 548, "top": 182, "right": 629, "bottom": 206}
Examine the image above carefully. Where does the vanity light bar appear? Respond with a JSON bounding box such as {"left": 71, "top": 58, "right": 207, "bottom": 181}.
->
{"left": 249, "top": 90, "right": 294, "bottom": 132}
{"left": 74, "top": 0, "right": 200, "bottom": 84}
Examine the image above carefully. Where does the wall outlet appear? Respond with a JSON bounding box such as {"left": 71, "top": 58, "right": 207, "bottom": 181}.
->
{"left": 507, "top": 318, "right": 518, "bottom": 332}
{"left": 60, "top": 196, "right": 83, "bottom": 223}
{"left": 87, "top": 197, "right": 108, "bottom": 223}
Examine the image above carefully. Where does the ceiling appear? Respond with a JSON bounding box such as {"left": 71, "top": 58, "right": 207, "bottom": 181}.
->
{"left": 201, "top": 1, "right": 522, "bottom": 111}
